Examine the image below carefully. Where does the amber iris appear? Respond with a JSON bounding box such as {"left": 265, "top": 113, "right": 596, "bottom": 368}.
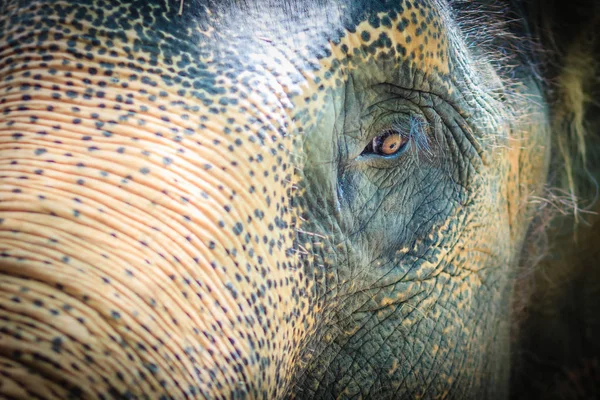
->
{"left": 372, "top": 131, "right": 408, "bottom": 156}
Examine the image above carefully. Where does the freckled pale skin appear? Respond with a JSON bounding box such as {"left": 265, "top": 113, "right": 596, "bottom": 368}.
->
{"left": 0, "top": 0, "right": 552, "bottom": 399}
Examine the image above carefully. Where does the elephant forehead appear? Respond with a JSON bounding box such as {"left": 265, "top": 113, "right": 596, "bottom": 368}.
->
{"left": 320, "top": 8, "right": 450, "bottom": 75}
{"left": 3, "top": 0, "right": 456, "bottom": 114}
{"left": 211, "top": 0, "right": 453, "bottom": 81}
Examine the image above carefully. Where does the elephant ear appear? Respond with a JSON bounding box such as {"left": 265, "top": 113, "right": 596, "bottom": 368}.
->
{"left": 512, "top": 1, "right": 600, "bottom": 399}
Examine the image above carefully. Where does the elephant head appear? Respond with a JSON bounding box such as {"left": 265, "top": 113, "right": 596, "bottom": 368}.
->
{"left": 0, "top": 0, "right": 597, "bottom": 398}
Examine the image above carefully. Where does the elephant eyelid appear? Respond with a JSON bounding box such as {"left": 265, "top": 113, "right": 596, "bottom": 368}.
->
{"left": 361, "top": 114, "right": 432, "bottom": 159}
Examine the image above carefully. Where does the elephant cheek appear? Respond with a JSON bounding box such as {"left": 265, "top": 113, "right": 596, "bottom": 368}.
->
{"left": 504, "top": 98, "right": 551, "bottom": 246}
{"left": 0, "top": 71, "right": 308, "bottom": 397}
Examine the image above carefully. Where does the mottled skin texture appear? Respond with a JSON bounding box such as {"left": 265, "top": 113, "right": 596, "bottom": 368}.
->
{"left": 0, "top": 0, "right": 594, "bottom": 398}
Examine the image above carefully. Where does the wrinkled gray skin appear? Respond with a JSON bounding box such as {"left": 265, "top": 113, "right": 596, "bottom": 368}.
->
{"left": 0, "top": 0, "right": 573, "bottom": 399}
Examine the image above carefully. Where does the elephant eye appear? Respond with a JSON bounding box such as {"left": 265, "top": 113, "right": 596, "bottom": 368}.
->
{"left": 363, "top": 130, "right": 409, "bottom": 157}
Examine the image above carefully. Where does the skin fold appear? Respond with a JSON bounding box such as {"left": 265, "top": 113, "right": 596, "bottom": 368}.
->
{"left": 0, "top": 0, "right": 596, "bottom": 398}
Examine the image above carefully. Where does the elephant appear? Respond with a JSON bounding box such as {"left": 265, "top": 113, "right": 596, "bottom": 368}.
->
{"left": 0, "top": 0, "right": 599, "bottom": 398}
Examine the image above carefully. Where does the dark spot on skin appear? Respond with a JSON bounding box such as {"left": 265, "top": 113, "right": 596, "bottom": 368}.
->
{"left": 233, "top": 223, "right": 243, "bottom": 235}
{"left": 51, "top": 337, "right": 63, "bottom": 353}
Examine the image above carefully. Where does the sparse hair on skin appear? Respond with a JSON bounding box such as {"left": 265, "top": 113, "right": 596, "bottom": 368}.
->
{"left": 511, "top": 1, "right": 600, "bottom": 398}
{"left": 532, "top": 0, "right": 600, "bottom": 219}
{"left": 552, "top": 34, "right": 599, "bottom": 222}
{"left": 454, "top": 0, "right": 599, "bottom": 220}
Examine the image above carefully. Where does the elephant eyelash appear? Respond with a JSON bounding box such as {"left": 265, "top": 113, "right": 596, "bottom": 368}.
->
{"left": 394, "top": 114, "right": 432, "bottom": 157}
{"left": 356, "top": 113, "right": 435, "bottom": 166}
{"left": 366, "top": 114, "right": 432, "bottom": 161}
